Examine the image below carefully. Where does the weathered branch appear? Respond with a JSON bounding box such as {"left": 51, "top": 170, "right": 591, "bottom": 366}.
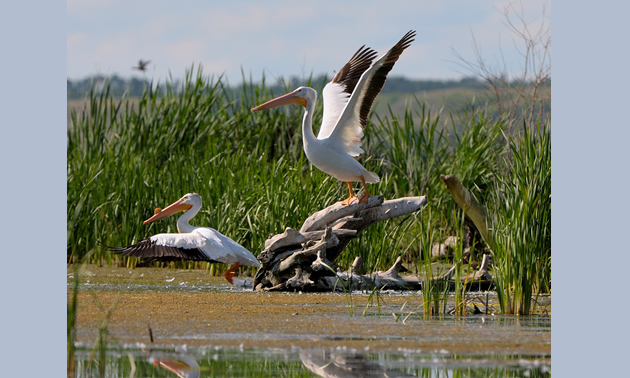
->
{"left": 252, "top": 193, "right": 493, "bottom": 292}
{"left": 316, "top": 254, "right": 492, "bottom": 292}
{"left": 325, "top": 196, "right": 428, "bottom": 262}
{"left": 264, "top": 227, "right": 357, "bottom": 254}
{"left": 277, "top": 228, "right": 338, "bottom": 274}
{"left": 299, "top": 196, "right": 385, "bottom": 232}
{"left": 254, "top": 196, "right": 426, "bottom": 292}
{"left": 440, "top": 174, "right": 492, "bottom": 247}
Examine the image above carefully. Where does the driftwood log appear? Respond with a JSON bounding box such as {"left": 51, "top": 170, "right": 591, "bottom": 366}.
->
{"left": 253, "top": 195, "right": 426, "bottom": 292}
{"left": 252, "top": 194, "right": 494, "bottom": 292}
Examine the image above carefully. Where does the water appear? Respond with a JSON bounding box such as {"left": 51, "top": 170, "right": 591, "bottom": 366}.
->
{"left": 73, "top": 346, "right": 550, "bottom": 377}
{"left": 69, "top": 267, "right": 550, "bottom": 377}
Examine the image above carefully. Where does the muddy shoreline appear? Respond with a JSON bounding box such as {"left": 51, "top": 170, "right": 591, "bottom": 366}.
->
{"left": 69, "top": 266, "right": 550, "bottom": 356}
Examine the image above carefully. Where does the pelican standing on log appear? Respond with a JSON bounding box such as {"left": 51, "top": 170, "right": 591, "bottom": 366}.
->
{"left": 251, "top": 30, "right": 416, "bottom": 205}
{"left": 110, "top": 193, "right": 261, "bottom": 284}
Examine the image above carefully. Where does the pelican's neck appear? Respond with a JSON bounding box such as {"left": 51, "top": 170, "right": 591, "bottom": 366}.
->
{"left": 176, "top": 202, "right": 200, "bottom": 233}
{"left": 302, "top": 91, "right": 318, "bottom": 150}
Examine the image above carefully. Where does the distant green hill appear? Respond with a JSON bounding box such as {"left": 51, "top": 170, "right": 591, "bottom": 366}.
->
{"left": 67, "top": 75, "right": 549, "bottom": 126}
{"left": 67, "top": 74, "right": 485, "bottom": 100}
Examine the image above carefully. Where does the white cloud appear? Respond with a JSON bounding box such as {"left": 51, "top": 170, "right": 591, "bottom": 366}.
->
{"left": 67, "top": 0, "right": 551, "bottom": 83}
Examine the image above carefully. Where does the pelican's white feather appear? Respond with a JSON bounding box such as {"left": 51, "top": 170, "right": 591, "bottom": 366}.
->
{"left": 319, "top": 81, "right": 364, "bottom": 157}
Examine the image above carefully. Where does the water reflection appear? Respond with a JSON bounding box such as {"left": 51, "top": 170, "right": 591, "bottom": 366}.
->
{"left": 73, "top": 346, "right": 550, "bottom": 377}
{"left": 300, "top": 349, "right": 415, "bottom": 377}
{"left": 145, "top": 350, "right": 200, "bottom": 378}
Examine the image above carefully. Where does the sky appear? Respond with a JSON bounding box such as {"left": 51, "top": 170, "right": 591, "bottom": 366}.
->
{"left": 67, "top": 0, "right": 550, "bottom": 85}
{"left": 67, "top": 0, "right": 551, "bottom": 84}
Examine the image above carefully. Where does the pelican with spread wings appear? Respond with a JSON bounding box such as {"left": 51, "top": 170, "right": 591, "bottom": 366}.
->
{"left": 252, "top": 31, "right": 416, "bottom": 205}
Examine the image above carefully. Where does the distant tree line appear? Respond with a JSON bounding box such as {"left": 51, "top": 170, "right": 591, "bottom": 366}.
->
{"left": 67, "top": 75, "right": 155, "bottom": 99}
{"left": 265, "top": 74, "right": 490, "bottom": 95}
{"left": 67, "top": 74, "right": 495, "bottom": 100}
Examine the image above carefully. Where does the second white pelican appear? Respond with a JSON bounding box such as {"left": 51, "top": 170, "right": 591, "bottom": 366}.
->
{"left": 252, "top": 30, "right": 416, "bottom": 205}
{"left": 111, "top": 193, "right": 261, "bottom": 284}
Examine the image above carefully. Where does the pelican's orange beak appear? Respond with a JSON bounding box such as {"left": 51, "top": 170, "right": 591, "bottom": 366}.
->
{"left": 143, "top": 198, "right": 192, "bottom": 224}
{"left": 251, "top": 91, "right": 306, "bottom": 111}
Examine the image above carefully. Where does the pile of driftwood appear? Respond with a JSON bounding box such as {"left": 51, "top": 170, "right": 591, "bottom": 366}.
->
{"left": 253, "top": 175, "right": 494, "bottom": 292}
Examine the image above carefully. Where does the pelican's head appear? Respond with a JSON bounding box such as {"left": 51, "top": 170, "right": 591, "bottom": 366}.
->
{"left": 250, "top": 86, "right": 317, "bottom": 111}
{"left": 143, "top": 193, "right": 201, "bottom": 224}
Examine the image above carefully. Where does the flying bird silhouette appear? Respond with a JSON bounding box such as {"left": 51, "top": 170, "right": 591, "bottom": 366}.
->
{"left": 132, "top": 59, "right": 151, "bottom": 72}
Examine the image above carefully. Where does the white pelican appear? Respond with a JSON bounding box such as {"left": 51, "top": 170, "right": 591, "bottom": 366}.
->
{"left": 251, "top": 30, "right": 416, "bottom": 205}
{"left": 111, "top": 193, "right": 261, "bottom": 284}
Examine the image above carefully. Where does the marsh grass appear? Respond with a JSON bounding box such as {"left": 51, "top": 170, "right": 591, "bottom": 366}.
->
{"left": 68, "top": 67, "right": 550, "bottom": 314}
{"left": 67, "top": 265, "right": 79, "bottom": 377}
{"left": 489, "top": 123, "right": 551, "bottom": 315}
{"left": 362, "top": 286, "right": 386, "bottom": 316}
{"left": 450, "top": 215, "right": 465, "bottom": 316}
{"left": 319, "top": 260, "right": 356, "bottom": 316}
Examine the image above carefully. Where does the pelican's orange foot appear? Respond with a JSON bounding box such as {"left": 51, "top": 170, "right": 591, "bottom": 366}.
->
{"left": 358, "top": 193, "right": 369, "bottom": 204}
{"left": 223, "top": 262, "right": 240, "bottom": 285}
{"left": 341, "top": 195, "right": 358, "bottom": 206}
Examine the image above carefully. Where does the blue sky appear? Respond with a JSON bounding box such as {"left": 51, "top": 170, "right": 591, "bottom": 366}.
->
{"left": 68, "top": 0, "right": 550, "bottom": 85}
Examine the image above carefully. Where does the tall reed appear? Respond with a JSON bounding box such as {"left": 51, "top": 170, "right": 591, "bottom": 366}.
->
{"left": 489, "top": 122, "right": 551, "bottom": 315}
{"left": 67, "top": 266, "right": 79, "bottom": 376}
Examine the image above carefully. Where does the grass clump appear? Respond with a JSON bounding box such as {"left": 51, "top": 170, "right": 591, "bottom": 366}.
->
{"left": 489, "top": 123, "right": 551, "bottom": 315}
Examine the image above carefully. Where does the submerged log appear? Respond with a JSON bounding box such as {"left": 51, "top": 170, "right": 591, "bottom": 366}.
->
{"left": 319, "top": 256, "right": 423, "bottom": 291}
{"left": 318, "top": 254, "right": 492, "bottom": 292}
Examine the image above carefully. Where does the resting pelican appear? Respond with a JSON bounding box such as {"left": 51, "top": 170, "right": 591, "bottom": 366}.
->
{"left": 251, "top": 30, "right": 416, "bottom": 205}
{"left": 110, "top": 193, "right": 260, "bottom": 284}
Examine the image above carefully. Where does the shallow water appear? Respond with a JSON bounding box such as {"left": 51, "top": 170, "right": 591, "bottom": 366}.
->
{"left": 73, "top": 346, "right": 550, "bottom": 377}
{"left": 69, "top": 266, "right": 551, "bottom": 377}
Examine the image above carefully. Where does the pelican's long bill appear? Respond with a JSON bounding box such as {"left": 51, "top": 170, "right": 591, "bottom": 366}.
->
{"left": 251, "top": 90, "right": 306, "bottom": 111}
{"left": 143, "top": 198, "right": 193, "bottom": 224}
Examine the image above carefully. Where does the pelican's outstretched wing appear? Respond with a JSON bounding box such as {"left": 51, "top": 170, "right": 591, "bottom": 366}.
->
{"left": 320, "top": 31, "right": 416, "bottom": 157}
{"left": 318, "top": 45, "right": 377, "bottom": 148}
{"left": 109, "top": 233, "right": 218, "bottom": 262}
